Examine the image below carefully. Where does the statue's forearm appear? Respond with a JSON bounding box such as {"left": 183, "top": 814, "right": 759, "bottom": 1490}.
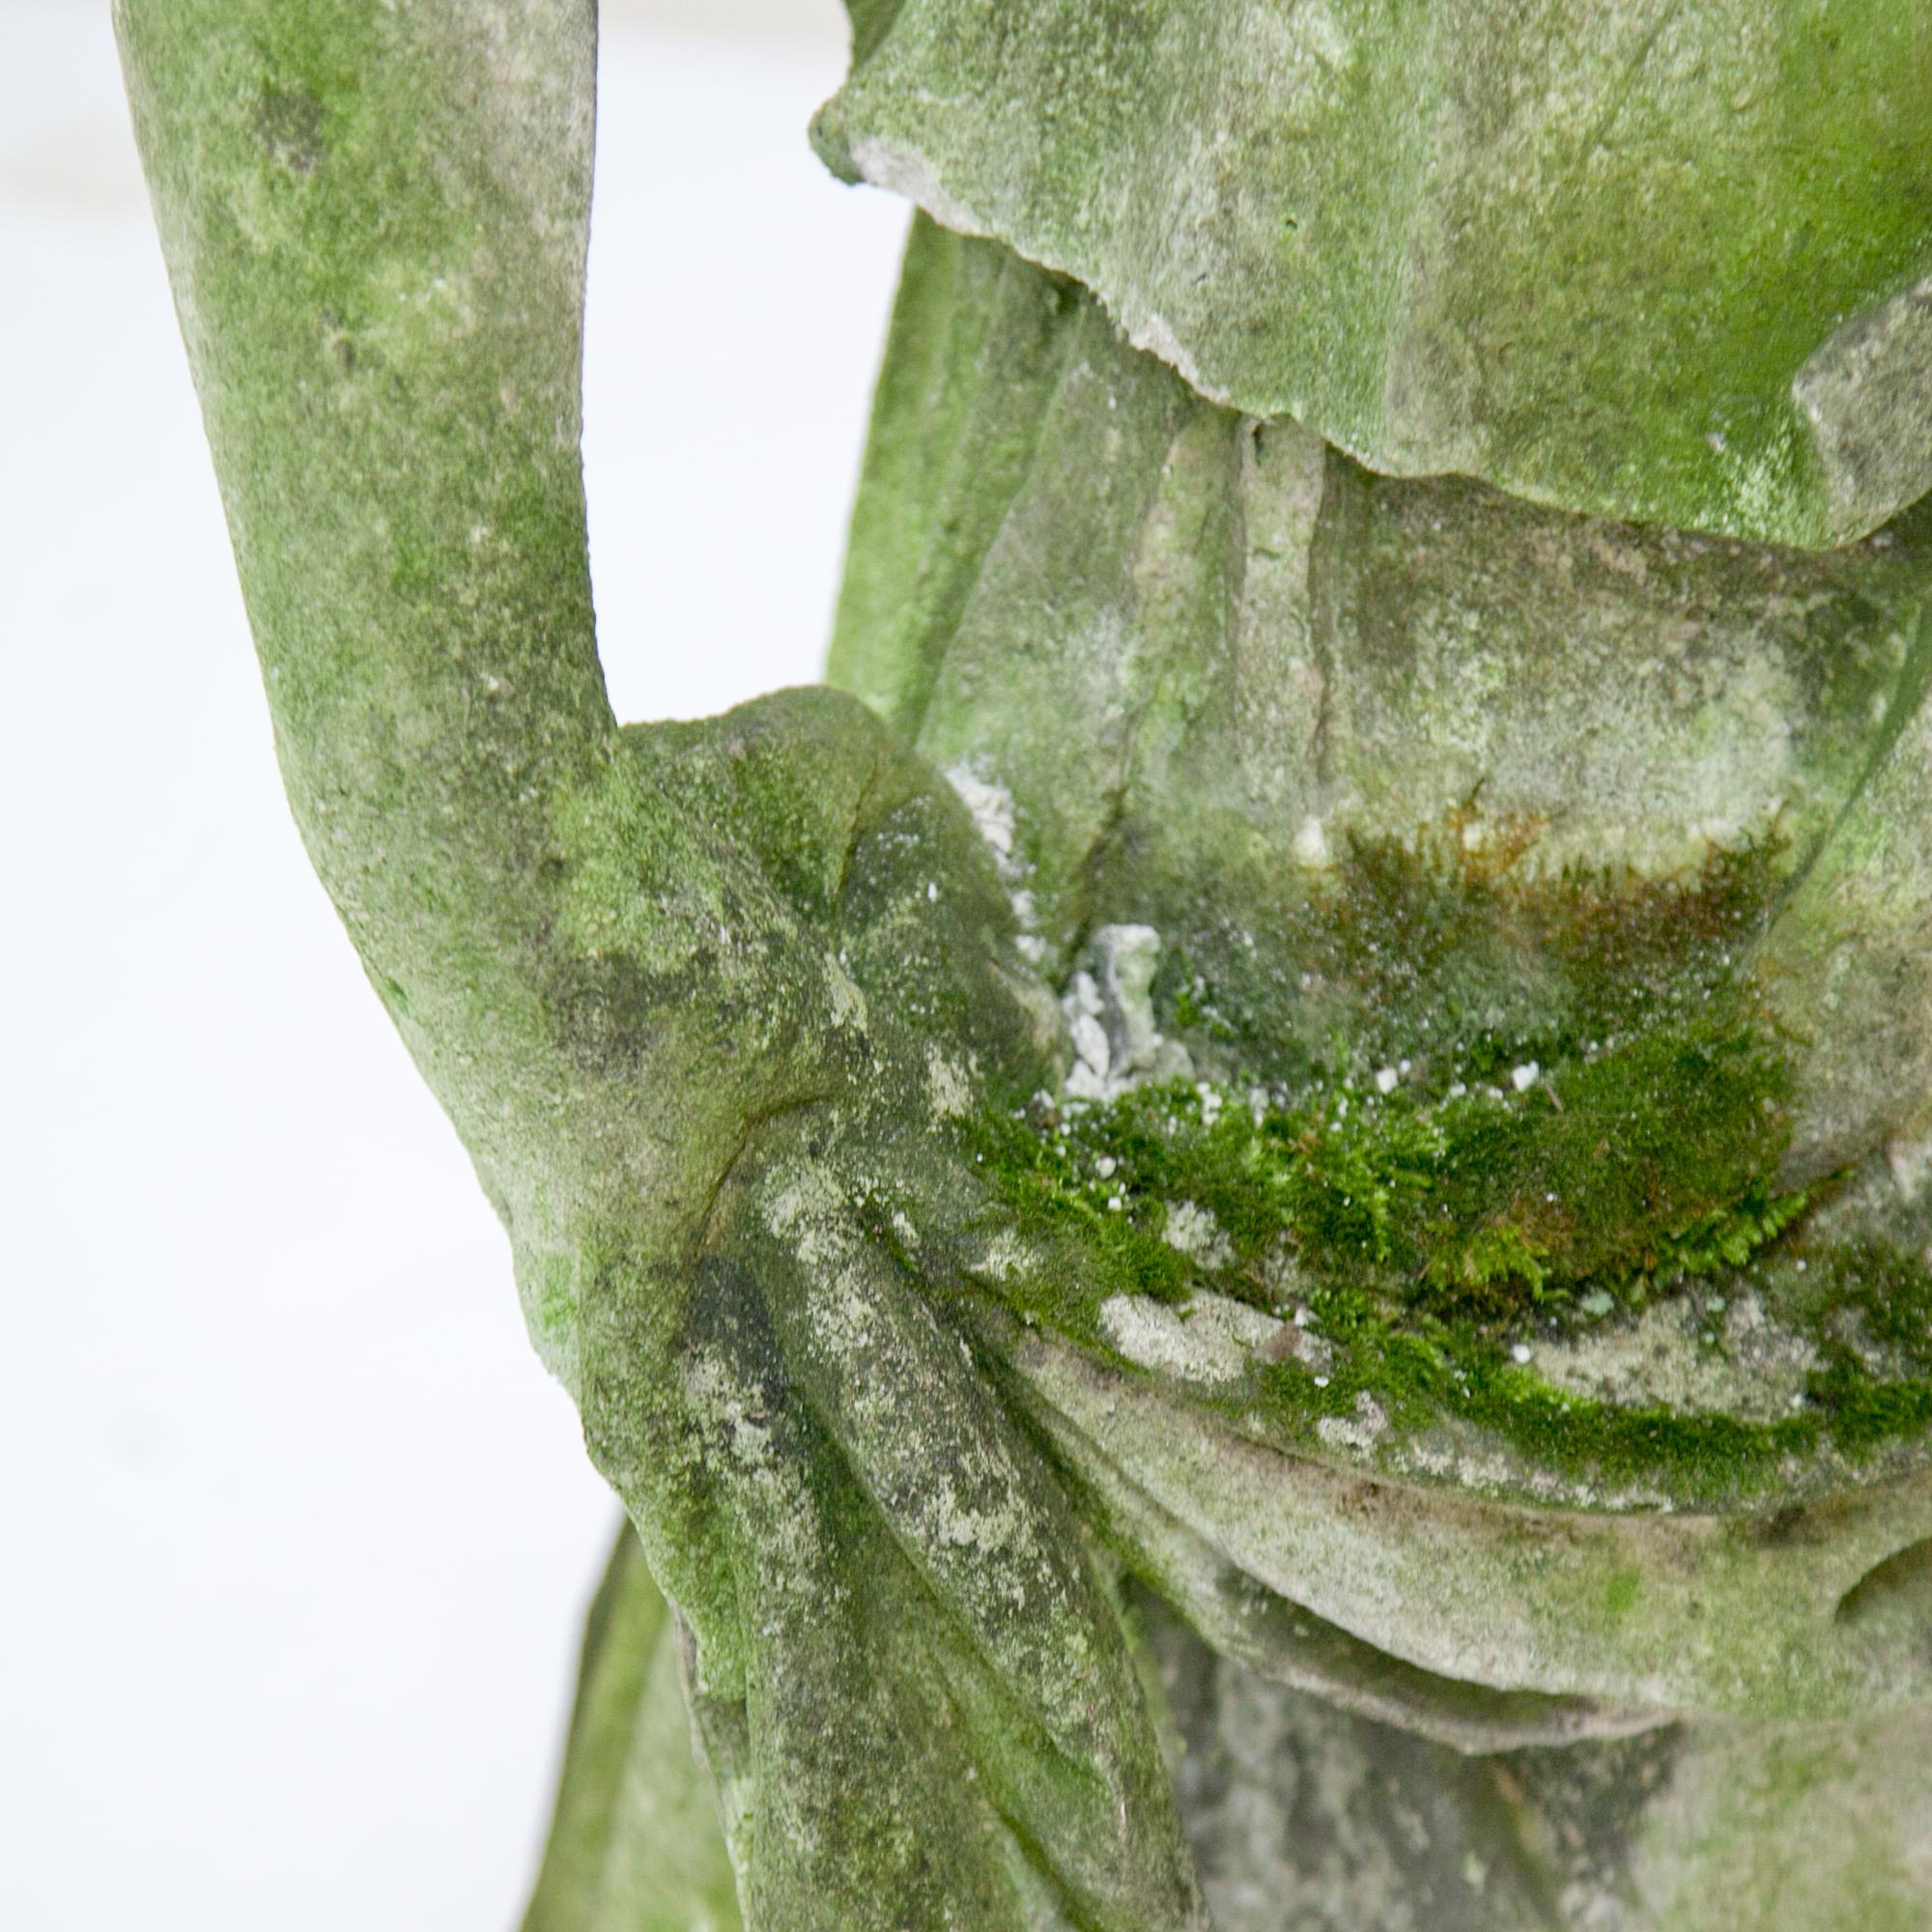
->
{"left": 113, "top": 0, "right": 868, "bottom": 1266}
{"left": 116, "top": 0, "right": 616, "bottom": 1177}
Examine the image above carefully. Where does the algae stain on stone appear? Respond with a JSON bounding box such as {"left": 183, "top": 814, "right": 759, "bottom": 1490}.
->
{"left": 942, "top": 815, "right": 1932, "bottom": 1495}
{"left": 1605, "top": 1568, "right": 1642, "bottom": 1622}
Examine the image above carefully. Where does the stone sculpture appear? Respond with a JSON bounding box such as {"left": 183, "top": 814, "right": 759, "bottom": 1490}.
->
{"left": 117, "top": 3, "right": 1932, "bottom": 1924}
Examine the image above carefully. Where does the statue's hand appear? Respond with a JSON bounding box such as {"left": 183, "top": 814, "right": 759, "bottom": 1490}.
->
{"left": 550, "top": 688, "right": 1202, "bottom": 1928}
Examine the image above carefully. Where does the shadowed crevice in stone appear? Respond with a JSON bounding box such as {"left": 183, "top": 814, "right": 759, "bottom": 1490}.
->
{"left": 1834, "top": 1535, "right": 1932, "bottom": 1629}
{"left": 1038, "top": 1409, "right": 1667, "bottom": 1755}
{"left": 1133, "top": 1582, "right": 1685, "bottom": 1932}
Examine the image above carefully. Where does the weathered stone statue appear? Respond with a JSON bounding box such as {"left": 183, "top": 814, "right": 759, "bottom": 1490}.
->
{"left": 116, "top": 3, "right": 1932, "bottom": 1925}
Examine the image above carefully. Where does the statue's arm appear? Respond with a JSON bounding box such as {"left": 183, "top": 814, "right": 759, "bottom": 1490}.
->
{"left": 115, "top": 0, "right": 620, "bottom": 1179}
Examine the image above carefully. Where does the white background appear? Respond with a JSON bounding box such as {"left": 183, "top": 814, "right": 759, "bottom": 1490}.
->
{"left": 0, "top": 2, "right": 906, "bottom": 1923}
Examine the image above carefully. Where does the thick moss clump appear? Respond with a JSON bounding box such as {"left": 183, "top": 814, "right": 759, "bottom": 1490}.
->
{"left": 961, "top": 1076, "right": 1932, "bottom": 1492}
{"left": 1003, "top": 827, "right": 1801, "bottom": 1316}
{"left": 977, "top": 1039, "right": 1799, "bottom": 1323}
{"left": 945, "top": 827, "right": 1932, "bottom": 1494}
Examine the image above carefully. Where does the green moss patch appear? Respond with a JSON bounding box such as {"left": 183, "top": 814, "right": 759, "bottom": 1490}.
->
{"left": 978, "top": 1045, "right": 1800, "bottom": 1322}
{"left": 946, "top": 827, "right": 1932, "bottom": 1496}
{"left": 996, "top": 825, "right": 1805, "bottom": 1322}
{"left": 958, "top": 1074, "right": 1932, "bottom": 1494}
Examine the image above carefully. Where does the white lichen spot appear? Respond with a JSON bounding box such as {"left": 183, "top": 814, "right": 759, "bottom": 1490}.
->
{"left": 1070, "top": 1011, "right": 1112, "bottom": 1081}
{"left": 1316, "top": 1390, "right": 1388, "bottom": 1453}
{"left": 1511, "top": 1061, "right": 1541, "bottom": 1093}
{"left": 1162, "top": 1199, "right": 1234, "bottom": 1268}
{"left": 929, "top": 1477, "right": 1024, "bottom": 1557}
{"left": 1059, "top": 925, "right": 1193, "bottom": 1102}
{"left": 947, "top": 763, "right": 1017, "bottom": 864}
{"left": 1097, "top": 1292, "right": 1277, "bottom": 1385}
{"left": 1375, "top": 1065, "right": 1400, "bottom": 1095}
{"left": 825, "top": 954, "right": 869, "bottom": 1033}
{"left": 1510, "top": 1342, "right": 1534, "bottom": 1365}
{"left": 687, "top": 1355, "right": 776, "bottom": 1475}
{"left": 970, "top": 1231, "right": 1033, "bottom": 1282}
{"left": 925, "top": 1043, "right": 973, "bottom": 1121}
{"left": 1889, "top": 1130, "right": 1932, "bottom": 1207}
{"left": 1537, "top": 1292, "right": 1817, "bottom": 1423}
{"left": 1096, "top": 925, "right": 1164, "bottom": 1073}
{"left": 948, "top": 762, "right": 1048, "bottom": 954}
{"left": 1187, "top": 1292, "right": 1283, "bottom": 1355}
{"left": 1293, "top": 813, "right": 1332, "bottom": 867}
{"left": 1065, "top": 1060, "right": 1110, "bottom": 1102}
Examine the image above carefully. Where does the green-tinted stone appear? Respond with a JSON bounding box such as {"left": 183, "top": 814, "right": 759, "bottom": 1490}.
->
{"left": 832, "top": 220, "right": 1932, "bottom": 1198}
{"left": 118, "top": 2, "right": 1932, "bottom": 1921}
{"left": 522, "top": 1524, "right": 742, "bottom": 1932}
{"left": 116, "top": 8, "right": 1203, "bottom": 1925}
{"left": 816, "top": 0, "right": 1932, "bottom": 548}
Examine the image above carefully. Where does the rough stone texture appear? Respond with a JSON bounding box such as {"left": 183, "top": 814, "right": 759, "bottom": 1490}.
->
{"left": 815, "top": 0, "right": 1932, "bottom": 549}
{"left": 117, "top": 2, "right": 1932, "bottom": 1924}
{"left": 829, "top": 255, "right": 1932, "bottom": 1724}
{"left": 1007, "top": 1323, "right": 1932, "bottom": 1725}
{"left": 533, "top": 1530, "right": 1932, "bottom": 1926}
{"left": 1532, "top": 1292, "right": 1819, "bottom": 1426}
{"left": 831, "top": 216, "right": 1932, "bottom": 1194}
{"left": 1138, "top": 1584, "right": 1672, "bottom": 1931}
